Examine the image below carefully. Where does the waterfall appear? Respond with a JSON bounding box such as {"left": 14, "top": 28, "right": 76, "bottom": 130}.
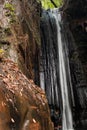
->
{"left": 51, "top": 9, "right": 74, "bottom": 130}
{"left": 40, "top": 9, "right": 74, "bottom": 130}
{"left": 40, "top": 9, "right": 60, "bottom": 106}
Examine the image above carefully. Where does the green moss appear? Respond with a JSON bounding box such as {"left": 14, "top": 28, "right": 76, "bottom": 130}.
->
{"left": 4, "top": 3, "right": 15, "bottom": 12}
{"left": 0, "top": 49, "right": 4, "bottom": 53}
{"left": 4, "top": 3, "right": 16, "bottom": 24}
{"left": 0, "top": 49, "right": 5, "bottom": 59}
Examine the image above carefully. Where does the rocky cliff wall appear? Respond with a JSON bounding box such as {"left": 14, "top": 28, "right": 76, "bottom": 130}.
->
{"left": 0, "top": 0, "right": 53, "bottom": 130}
{"left": 62, "top": 0, "right": 87, "bottom": 82}
{"left": 0, "top": 0, "right": 41, "bottom": 82}
{"left": 62, "top": 0, "right": 87, "bottom": 127}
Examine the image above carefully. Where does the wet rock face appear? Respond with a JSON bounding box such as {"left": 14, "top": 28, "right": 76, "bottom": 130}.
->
{"left": 0, "top": 59, "right": 53, "bottom": 130}
{"left": 66, "top": 0, "right": 87, "bottom": 83}
{"left": 62, "top": 0, "right": 87, "bottom": 82}
{"left": 63, "top": 0, "right": 87, "bottom": 20}
{"left": 62, "top": 0, "right": 87, "bottom": 126}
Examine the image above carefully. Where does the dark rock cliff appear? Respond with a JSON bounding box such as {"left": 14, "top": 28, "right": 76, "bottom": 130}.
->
{"left": 62, "top": 0, "right": 87, "bottom": 128}
{"left": 63, "top": 0, "right": 87, "bottom": 20}
{"left": 62, "top": 0, "right": 87, "bottom": 86}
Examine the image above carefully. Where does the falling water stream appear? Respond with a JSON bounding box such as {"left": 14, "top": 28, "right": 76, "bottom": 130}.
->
{"left": 51, "top": 9, "right": 74, "bottom": 130}
{"left": 40, "top": 9, "right": 74, "bottom": 130}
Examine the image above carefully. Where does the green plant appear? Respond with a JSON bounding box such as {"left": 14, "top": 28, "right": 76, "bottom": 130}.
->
{"left": 40, "top": 0, "right": 63, "bottom": 9}
{"left": 4, "top": 3, "right": 16, "bottom": 24}
{"left": 4, "top": 3, "right": 15, "bottom": 12}
{"left": 0, "top": 49, "right": 5, "bottom": 59}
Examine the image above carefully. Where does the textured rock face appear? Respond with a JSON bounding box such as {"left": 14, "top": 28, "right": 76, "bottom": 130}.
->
{"left": 62, "top": 0, "right": 87, "bottom": 33}
{"left": 0, "top": 0, "right": 53, "bottom": 130}
{"left": 63, "top": 0, "right": 87, "bottom": 82}
{"left": 0, "top": 59, "right": 53, "bottom": 130}
{"left": 62, "top": 0, "right": 87, "bottom": 81}
{"left": 63, "top": 0, "right": 87, "bottom": 20}
{"left": 62, "top": 0, "right": 87, "bottom": 127}
{"left": 0, "top": 0, "right": 40, "bottom": 82}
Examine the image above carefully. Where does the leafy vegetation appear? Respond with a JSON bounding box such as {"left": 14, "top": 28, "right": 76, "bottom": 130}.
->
{"left": 40, "top": 0, "right": 63, "bottom": 9}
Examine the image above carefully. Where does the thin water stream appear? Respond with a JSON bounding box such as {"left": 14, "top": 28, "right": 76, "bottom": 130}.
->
{"left": 40, "top": 9, "right": 74, "bottom": 130}
{"left": 52, "top": 9, "right": 74, "bottom": 130}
